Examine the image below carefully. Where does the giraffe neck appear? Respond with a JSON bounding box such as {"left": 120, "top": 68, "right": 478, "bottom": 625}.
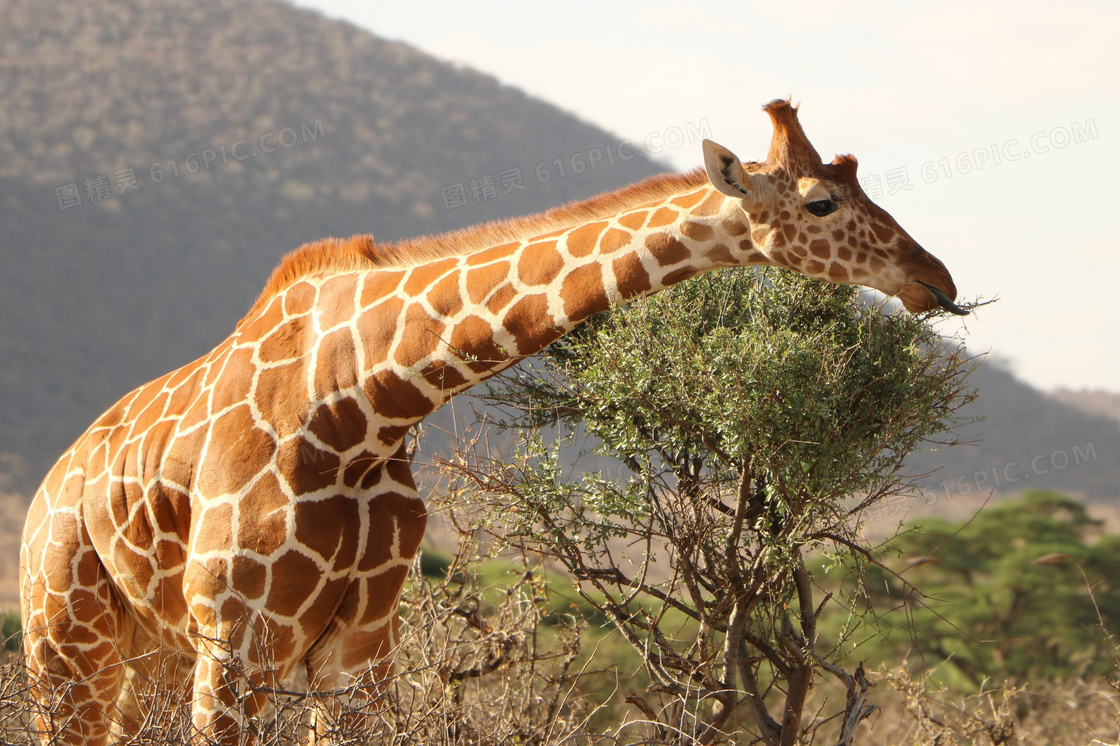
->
{"left": 308, "top": 183, "right": 769, "bottom": 449}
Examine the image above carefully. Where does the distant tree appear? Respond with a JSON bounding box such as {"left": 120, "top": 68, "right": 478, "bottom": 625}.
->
{"left": 445, "top": 269, "right": 976, "bottom": 745}
{"left": 855, "top": 490, "right": 1120, "bottom": 687}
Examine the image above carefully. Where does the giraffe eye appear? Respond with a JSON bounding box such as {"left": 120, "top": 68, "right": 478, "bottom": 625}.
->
{"left": 806, "top": 199, "right": 838, "bottom": 217}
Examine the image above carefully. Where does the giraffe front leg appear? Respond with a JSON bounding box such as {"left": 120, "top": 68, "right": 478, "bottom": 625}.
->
{"left": 183, "top": 570, "right": 298, "bottom": 744}
{"left": 303, "top": 454, "right": 427, "bottom": 744}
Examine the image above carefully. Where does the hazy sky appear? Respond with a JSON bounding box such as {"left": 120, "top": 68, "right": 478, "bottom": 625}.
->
{"left": 297, "top": 0, "right": 1118, "bottom": 394}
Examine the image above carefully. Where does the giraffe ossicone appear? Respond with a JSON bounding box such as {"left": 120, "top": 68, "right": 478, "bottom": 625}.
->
{"left": 20, "top": 98, "right": 964, "bottom": 744}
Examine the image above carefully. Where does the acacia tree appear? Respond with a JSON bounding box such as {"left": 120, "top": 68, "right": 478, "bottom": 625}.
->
{"left": 445, "top": 268, "right": 977, "bottom": 745}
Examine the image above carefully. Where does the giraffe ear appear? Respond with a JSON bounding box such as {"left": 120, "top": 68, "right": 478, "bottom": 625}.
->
{"left": 703, "top": 140, "right": 757, "bottom": 200}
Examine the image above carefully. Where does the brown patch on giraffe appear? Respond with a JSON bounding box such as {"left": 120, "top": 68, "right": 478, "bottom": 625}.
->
{"left": 377, "top": 424, "right": 410, "bottom": 447}
{"left": 828, "top": 265, "right": 851, "bottom": 283}
{"left": 360, "top": 467, "right": 383, "bottom": 491}
{"left": 317, "top": 274, "right": 359, "bottom": 330}
{"left": 194, "top": 503, "right": 234, "bottom": 555}
{"left": 565, "top": 222, "right": 607, "bottom": 258}
{"left": 294, "top": 495, "right": 359, "bottom": 565}
{"left": 466, "top": 261, "right": 510, "bottom": 304}
{"left": 394, "top": 304, "right": 446, "bottom": 368}
{"left": 266, "top": 550, "right": 323, "bottom": 617}
{"left": 231, "top": 556, "right": 268, "bottom": 600}
{"left": 599, "top": 227, "right": 631, "bottom": 254}
{"left": 691, "top": 190, "right": 726, "bottom": 217}
{"left": 612, "top": 253, "right": 651, "bottom": 299}
{"left": 152, "top": 571, "right": 189, "bottom": 621}
{"left": 870, "top": 256, "right": 886, "bottom": 272}
{"left": 871, "top": 221, "right": 894, "bottom": 243}
{"left": 385, "top": 447, "right": 414, "bottom": 486}
{"left": 313, "top": 327, "right": 358, "bottom": 398}
{"left": 210, "top": 347, "right": 256, "bottom": 414}
{"left": 782, "top": 224, "right": 797, "bottom": 242}
{"left": 358, "top": 271, "right": 405, "bottom": 308}
{"left": 704, "top": 244, "right": 735, "bottom": 264}
{"left": 807, "top": 225, "right": 822, "bottom": 235}
{"left": 259, "top": 318, "right": 305, "bottom": 365}
{"left": 791, "top": 245, "right": 808, "bottom": 259}
{"left": 798, "top": 232, "right": 808, "bottom": 244}
{"left": 809, "top": 240, "right": 831, "bottom": 259}
{"left": 364, "top": 371, "right": 435, "bottom": 420}
{"left": 106, "top": 482, "right": 131, "bottom": 529}
{"left": 343, "top": 451, "right": 378, "bottom": 488}
{"left": 662, "top": 266, "right": 700, "bottom": 286}
{"left": 503, "top": 294, "right": 558, "bottom": 355}
{"left": 357, "top": 492, "right": 426, "bottom": 573}
{"left": 151, "top": 485, "right": 191, "bottom": 544}
{"left": 680, "top": 221, "right": 714, "bottom": 242}
{"left": 485, "top": 283, "right": 518, "bottom": 313}
{"left": 358, "top": 296, "right": 405, "bottom": 371}
{"left": 307, "top": 397, "right": 368, "bottom": 453}
{"left": 283, "top": 281, "right": 317, "bottom": 317}
{"left": 837, "top": 245, "right": 852, "bottom": 262}
{"left": 517, "top": 241, "right": 564, "bottom": 286}
{"left": 750, "top": 228, "right": 770, "bottom": 247}
{"left": 254, "top": 358, "right": 307, "bottom": 431}
{"left": 721, "top": 218, "right": 749, "bottom": 237}
{"left": 426, "top": 271, "right": 463, "bottom": 318}
{"left": 560, "top": 264, "right": 608, "bottom": 318}
{"left": 806, "top": 260, "right": 826, "bottom": 275}
{"left": 617, "top": 211, "right": 647, "bottom": 230}
{"left": 421, "top": 360, "right": 468, "bottom": 390}
{"left": 125, "top": 498, "right": 155, "bottom": 548}
{"left": 646, "top": 234, "right": 690, "bottom": 266}
{"left": 237, "top": 472, "right": 289, "bottom": 556}
{"left": 647, "top": 206, "right": 678, "bottom": 228}
{"left": 403, "top": 258, "right": 457, "bottom": 296}
{"left": 197, "top": 407, "right": 276, "bottom": 497}
{"left": 670, "top": 190, "right": 707, "bottom": 209}
{"left": 450, "top": 314, "right": 507, "bottom": 372}
{"left": 359, "top": 567, "right": 410, "bottom": 625}
{"left": 465, "top": 241, "right": 520, "bottom": 266}
{"left": 276, "top": 436, "right": 341, "bottom": 496}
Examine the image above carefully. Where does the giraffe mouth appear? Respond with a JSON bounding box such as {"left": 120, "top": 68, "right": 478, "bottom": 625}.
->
{"left": 918, "top": 282, "right": 970, "bottom": 315}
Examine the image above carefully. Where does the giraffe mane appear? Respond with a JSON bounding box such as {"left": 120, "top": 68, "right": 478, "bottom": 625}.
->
{"left": 241, "top": 168, "right": 709, "bottom": 324}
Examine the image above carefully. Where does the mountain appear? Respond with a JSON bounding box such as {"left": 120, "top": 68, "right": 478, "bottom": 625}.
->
{"left": 905, "top": 361, "right": 1120, "bottom": 504}
{"left": 1050, "top": 389, "right": 1120, "bottom": 426}
{"left": 0, "top": 0, "right": 665, "bottom": 485}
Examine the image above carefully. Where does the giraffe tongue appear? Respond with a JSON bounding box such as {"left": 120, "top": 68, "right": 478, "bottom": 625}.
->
{"left": 918, "top": 282, "right": 970, "bottom": 315}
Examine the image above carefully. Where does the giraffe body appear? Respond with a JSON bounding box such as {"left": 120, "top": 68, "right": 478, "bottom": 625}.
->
{"left": 20, "top": 100, "right": 964, "bottom": 743}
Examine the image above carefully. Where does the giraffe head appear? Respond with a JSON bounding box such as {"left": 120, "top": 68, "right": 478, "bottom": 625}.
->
{"left": 702, "top": 99, "right": 966, "bottom": 314}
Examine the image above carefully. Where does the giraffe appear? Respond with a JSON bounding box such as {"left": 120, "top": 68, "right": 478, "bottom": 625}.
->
{"left": 20, "top": 99, "right": 966, "bottom": 744}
